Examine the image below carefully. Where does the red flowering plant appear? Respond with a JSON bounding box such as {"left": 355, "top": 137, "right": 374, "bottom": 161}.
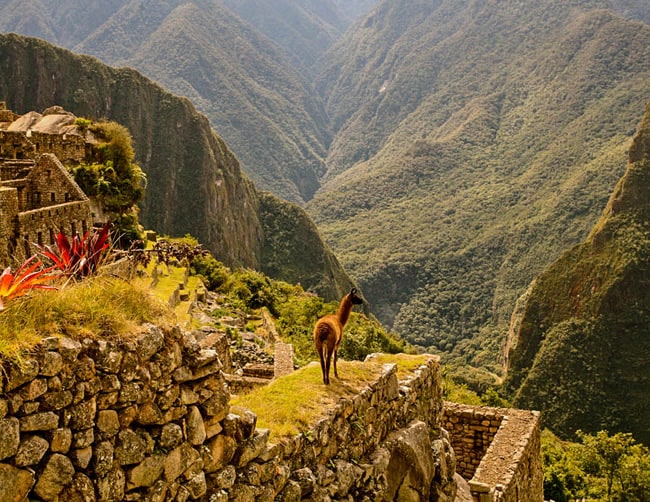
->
{"left": 37, "top": 222, "right": 112, "bottom": 280}
{"left": 0, "top": 256, "right": 57, "bottom": 311}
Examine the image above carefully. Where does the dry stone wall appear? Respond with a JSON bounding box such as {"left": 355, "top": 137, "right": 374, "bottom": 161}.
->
{"left": 0, "top": 326, "right": 458, "bottom": 501}
{"left": 443, "top": 402, "right": 543, "bottom": 502}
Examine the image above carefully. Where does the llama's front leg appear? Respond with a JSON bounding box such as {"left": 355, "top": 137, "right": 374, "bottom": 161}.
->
{"left": 333, "top": 349, "right": 339, "bottom": 379}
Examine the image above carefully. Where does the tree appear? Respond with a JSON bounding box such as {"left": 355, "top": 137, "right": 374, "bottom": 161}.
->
{"left": 578, "top": 430, "right": 635, "bottom": 501}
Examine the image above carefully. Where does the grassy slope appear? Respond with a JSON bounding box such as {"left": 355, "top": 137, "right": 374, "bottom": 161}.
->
{"left": 231, "top": 354, "right": 431, "bottom": 439}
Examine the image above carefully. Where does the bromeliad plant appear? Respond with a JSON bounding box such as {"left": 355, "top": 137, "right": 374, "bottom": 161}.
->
{"left": 0, "top": 256, "right": 57, "bottom": 311}
{"left": 37, "top": 223, "right": 112, "bottom": 280}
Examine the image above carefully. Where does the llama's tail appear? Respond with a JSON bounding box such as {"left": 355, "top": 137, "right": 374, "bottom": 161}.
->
{"left": 315, "top": 323, "right": 331, "bottom": 344}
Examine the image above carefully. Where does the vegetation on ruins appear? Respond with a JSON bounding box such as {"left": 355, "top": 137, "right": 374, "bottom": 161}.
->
{"left": 231, "top": 354, "right": 429, "bottom": 440}
{"left": 0, "top": 256, "right": 57, "bottom": 311}
{"left": 191, "top": 254, "right": 407, "bottom": 366}
{"left": 0, "top": 275, "right": 170, "bottom": 360}
{"left": 70, "top": 120, "right": 146, "bottom": 244}
{"left": 36, "top": 223, "right": 112, "bottom": 280}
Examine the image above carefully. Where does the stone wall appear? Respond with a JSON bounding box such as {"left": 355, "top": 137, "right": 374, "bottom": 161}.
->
{"left": 0, "top": 130, "right": 87, "bottom": 164}
{"left": 0, "top": 186, "right": 18, "bottom": 261}
{"left": 0, "top": 153, "right": 92, "bottom": 264}
{"left": 17, "top": 200, "right": 92, "bottom": 250}
{"left": 443, "top": 402, "right": 543, "bottom": 502}
{"left": 0, "top": 326, "right": 457, "bottom": 501}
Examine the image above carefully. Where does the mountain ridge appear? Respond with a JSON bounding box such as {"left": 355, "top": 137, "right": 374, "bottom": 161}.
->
{"left": 307, "top": 0, "right": 650, "bottom": 363}
{"left": 504, "top": 101, "right": 650, "bottom": 444}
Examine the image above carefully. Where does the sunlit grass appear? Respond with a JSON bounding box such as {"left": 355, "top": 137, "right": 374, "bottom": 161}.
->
{"left": 365, "top": 353, "right": 435, "bottom": 380}
{"left": 230, "top": 360, "right": 386, "bottom": 439}
{"left": 0, "top": 274, "right": 172, "bottom": 360}
{"left": 231, "top": 354, "right": 437, "bottom": 440}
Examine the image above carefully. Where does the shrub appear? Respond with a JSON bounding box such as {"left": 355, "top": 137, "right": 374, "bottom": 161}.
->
{"left": 37, "top": 223, "right": 112, "bottom": 280}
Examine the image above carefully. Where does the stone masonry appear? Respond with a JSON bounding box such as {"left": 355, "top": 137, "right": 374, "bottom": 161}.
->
{"left": 443, "top": 402, "right": 543, "bottom": 502}
{"left": 0, "top": 103, "right": 93, "bottom": 265}
{"left": 0, "top": 325, "right": 460, "bottom": 501}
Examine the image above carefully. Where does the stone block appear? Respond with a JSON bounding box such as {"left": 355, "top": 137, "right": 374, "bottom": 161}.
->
{"left": 0, "top": 463, "right": 34, "bottom": 502}
{"left": 127, "top": 454, "right": 166, "bottom": 489}
{"left": 34, "top": 453, "right": 75, "bottom": 500}
{"left": 0, "top": 417, "right": 20, "bottom": 460}
{"left": 15, "top": 434, "right": 49, "bottom": 466}
{"left": 20, "top": 411, "right": 59, "bottom": 431}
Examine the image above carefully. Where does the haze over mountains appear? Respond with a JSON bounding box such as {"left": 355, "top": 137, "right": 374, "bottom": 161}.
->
{"left": 1, "top": 0, "right": 649, "bottom": 375}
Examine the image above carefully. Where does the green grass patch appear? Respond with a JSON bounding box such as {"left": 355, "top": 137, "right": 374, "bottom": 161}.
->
{"left": 365, "top": 353, "right": 435, "bottom": 380}
{"left": 230, "top": 360, "right": 386, "bottom": 440}
{"left": 0, "top": 275, "right": 171, "bottom": 360}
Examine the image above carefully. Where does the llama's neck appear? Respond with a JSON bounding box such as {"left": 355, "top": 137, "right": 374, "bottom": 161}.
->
{"left": 336, "top": 294, "right": 354, "bottom": 327}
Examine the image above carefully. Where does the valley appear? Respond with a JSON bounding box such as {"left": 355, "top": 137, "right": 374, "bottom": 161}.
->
{"left": 1, "top": 0, "right": 649, "bottom": 442}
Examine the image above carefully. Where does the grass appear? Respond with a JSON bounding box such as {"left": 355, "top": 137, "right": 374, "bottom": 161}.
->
{"left": 230, "top": 360, "right": 385, "bottom": 439}
{"left": 230, "top": 354, "right": 435, "bottom": 440}
{"left": 365, "top": 353, "right": 435, "bottom": 380}
{"left": 0, "top": 274, "right": 172, "bottom": 361}
{"left": 149, "top": 263, "right": 203, "bottom": 325}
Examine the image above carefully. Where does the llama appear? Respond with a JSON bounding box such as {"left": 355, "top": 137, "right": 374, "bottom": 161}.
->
{"left": 313, "top": 288, "right": 364, "bottom": 384}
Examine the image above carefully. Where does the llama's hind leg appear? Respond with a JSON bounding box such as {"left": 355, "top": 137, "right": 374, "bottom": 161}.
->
{"left": 318, "top": 346, "right": 329, "bottom": 385}
{"left": 333, "top": 349, "right": 339, "bottom": 379}
{"left": 324, "top": 347, "right": 332, "bottom": 385}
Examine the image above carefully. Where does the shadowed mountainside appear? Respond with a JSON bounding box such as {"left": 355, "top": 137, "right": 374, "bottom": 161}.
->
{"left": 504, "top": 102, "right": 650, "bottom": 445}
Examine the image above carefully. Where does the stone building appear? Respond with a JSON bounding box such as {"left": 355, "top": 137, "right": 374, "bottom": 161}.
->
{"left": 0, "top": 103, "right": 93, "bottom": 265}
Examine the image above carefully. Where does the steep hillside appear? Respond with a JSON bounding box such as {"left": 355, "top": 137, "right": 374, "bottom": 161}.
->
{"left": 0, "top": 33, "right": 354, "bottom": 300}
{"left": 504, "top": 102, "right": 650, "bottom": 444}
{"left": 221, "top": 0, "right": 378, "bottom": 76}
{"left": 258, "top": 192, "right": 356, "bottom": 300}
{"left": 0, "top": 0, "right": 331, "bottom": 204}
{"left": 308, "top": 0, "right": 650, "bottom": 364}
{"left": 221, "top": 0, "right": 345, "bottom": 76}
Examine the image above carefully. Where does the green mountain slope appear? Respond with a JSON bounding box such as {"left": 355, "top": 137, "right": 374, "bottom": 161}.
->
{"left": 77, "top": 0, "right": 330, "bottom": 204}
{"left": 0, "top": 33, "right": 354, "bottom": 300}
{"left": 221, "top": 0, "right": 345, "bottom": 76}
{"left": 308, "top": 0, "right": 650, "bottom": 364}
{"left": 504, "top": 102, "right": 650, "bottom": 444}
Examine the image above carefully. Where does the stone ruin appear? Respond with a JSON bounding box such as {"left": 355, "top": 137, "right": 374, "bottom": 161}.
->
{"left": 0, "top": 102, "right": 93, "bottom": 265}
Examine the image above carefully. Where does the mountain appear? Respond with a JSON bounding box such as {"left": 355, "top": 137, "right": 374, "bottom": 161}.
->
{"left": 0, "top": 0, "right": 337, "bottom": 204}
{"left": 307, "top": 0, "right": 650, "bottom": 365}
{"left": 2, "top": 0, "right": 649, "bottom": 369}
{"left": 221, "top": 0, "right": 345, "bottom": 77}
{"left": 0, "top": 32, "right": 354, "bottom": 301}
{"left": 504, "top": 102, "right": 650, "bottom": 444}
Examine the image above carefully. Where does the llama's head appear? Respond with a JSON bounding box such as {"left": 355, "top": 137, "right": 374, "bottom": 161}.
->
{"left": 349, "top": 288, "right": 364, "bottom": 305}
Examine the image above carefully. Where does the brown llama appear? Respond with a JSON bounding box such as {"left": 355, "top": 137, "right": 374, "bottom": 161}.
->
{"left": 313, "top": 288, "right": 364, "bottom": 384}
